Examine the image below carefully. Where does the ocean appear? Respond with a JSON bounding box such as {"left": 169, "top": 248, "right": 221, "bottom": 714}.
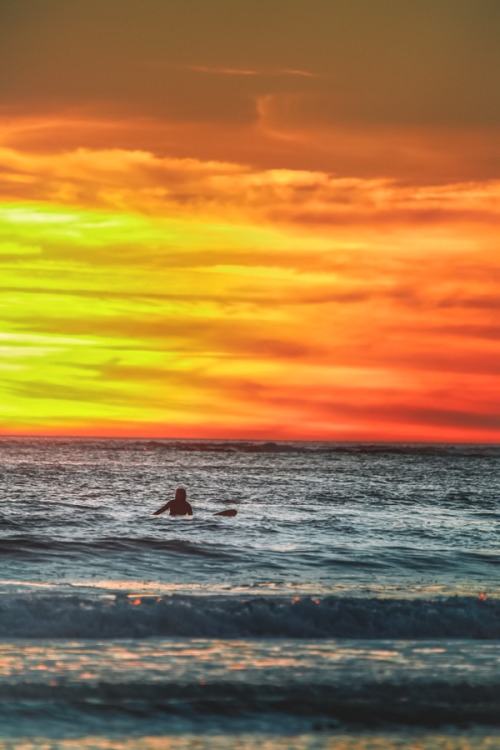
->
{"left": 0, "top": 436, "right": 499, "bottom": 749}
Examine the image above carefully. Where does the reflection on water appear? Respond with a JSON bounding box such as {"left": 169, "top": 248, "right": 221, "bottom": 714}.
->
{"left": 2, "top": 579, "right": 498, "bottom": 598}
{"left": 0, "top": 638, "right": 499, "bottom": 685}
{"left": 0, "top": 638, "right": 498, "bottom": 739}
{"left": 2, "top": 734, "right": 500, "bottom": 750}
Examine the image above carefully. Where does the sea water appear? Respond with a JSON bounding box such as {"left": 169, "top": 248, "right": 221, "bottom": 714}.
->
{"left": 0, "top": 437, "right": 499, "bottom": 749}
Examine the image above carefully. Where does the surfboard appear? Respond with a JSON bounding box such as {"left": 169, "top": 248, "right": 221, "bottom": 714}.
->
{"left": 154, "top": 509, "right": 237, "bottom": 517}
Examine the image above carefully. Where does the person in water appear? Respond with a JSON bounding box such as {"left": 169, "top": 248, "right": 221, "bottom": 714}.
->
{"left": 153, "top": 487, "right": 193, "bottom": 516}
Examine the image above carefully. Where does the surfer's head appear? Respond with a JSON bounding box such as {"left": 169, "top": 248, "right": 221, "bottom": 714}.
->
{"left": 174, "top": 487, "right": 187, "bottom": 501}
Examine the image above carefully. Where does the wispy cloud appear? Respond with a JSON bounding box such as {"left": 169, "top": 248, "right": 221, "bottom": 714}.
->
{"left": 171, "top": 63, "right": 316, "bottom": 78}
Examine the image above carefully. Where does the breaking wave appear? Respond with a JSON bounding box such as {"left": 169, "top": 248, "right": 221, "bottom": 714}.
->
{"left": 0, "top": 593, "right": 498, "bottom": 639}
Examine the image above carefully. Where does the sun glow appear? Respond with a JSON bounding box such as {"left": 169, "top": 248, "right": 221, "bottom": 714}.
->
{"left": 1, "top": 147, "right": 499, "bottom": 441}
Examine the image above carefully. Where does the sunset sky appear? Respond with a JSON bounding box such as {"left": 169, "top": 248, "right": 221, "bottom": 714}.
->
{"left": 1, "top": 0, "right": 499, "bottom": 441}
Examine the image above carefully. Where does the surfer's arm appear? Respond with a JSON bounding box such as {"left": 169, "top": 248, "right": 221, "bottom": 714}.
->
{"left": 186, "top": 503, "right": 193, "bottom": 516}
{"left": 152, "top": 501, "right": 171, "bottom": 515}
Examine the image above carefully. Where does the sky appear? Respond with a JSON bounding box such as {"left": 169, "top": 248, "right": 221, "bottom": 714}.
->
{"left": 1, "top": 0, "right": 499, "bottom": 442}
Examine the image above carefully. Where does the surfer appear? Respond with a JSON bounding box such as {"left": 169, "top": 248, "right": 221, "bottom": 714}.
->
{"left": 153, "top": 487, "right": 193, "bottom": 516}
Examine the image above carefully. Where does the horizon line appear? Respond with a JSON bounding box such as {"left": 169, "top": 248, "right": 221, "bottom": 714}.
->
{"left": 0, "top": 434, "right": 499, "bottom": 447}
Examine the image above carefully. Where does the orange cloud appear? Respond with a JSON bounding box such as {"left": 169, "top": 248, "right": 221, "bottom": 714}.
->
{"left": 1, "top": 114, "right": 499, "bottom": 441}
{"left": 182, "top": 64, "right": 316, "bottom": 78}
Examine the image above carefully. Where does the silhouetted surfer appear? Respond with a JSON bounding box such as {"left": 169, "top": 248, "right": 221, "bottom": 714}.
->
{"left": 153, "top": 487, "right": 193, "bottom": 516}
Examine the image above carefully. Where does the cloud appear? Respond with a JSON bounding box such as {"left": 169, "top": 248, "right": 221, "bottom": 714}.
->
{"left": 3, "top": 106, "right": 500, "bottom": 184}
{"left": 2, "top": 0, "right": 499, "bottom": 128}
{"left": 3, "top": 142, "right": 500, "bottom": 231}
{"left": 181, "top": 64, "right": 316, "bottom": 78}
{"left": 1, "top": 126, "right": 500, "bottom": 440}
{"left": 1, "top": 2, "right": 500, "bottom": 439}
{"left": 1, "top": 0, "right": 500, "bottom": 187}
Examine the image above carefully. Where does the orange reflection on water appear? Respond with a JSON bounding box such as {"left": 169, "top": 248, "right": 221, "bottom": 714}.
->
{"left": 4, "top": 733, "right": 500, "bottom": 749}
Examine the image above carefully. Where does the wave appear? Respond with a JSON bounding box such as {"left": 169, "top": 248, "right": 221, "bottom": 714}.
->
{"left": 0, "top": 593, "right": 498, "bottom": 639}
{"left": 2, "top": 536, "right": 498, "bottom": 579}
{"left": 0, "top": 536, "right": 246, "bottom": 563}
{"left": 1, "top": 436, "right": 499, "bottom": 457}
{"left": 0, "top": 677, "right": 499, "bottom": 729}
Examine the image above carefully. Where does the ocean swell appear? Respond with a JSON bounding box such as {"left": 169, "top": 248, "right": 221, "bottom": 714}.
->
{"left": 0, "top": 593, "right": 498, "bottom": 639}
{"left": 0, "top": 679, "right": 498, "bottom": 728}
